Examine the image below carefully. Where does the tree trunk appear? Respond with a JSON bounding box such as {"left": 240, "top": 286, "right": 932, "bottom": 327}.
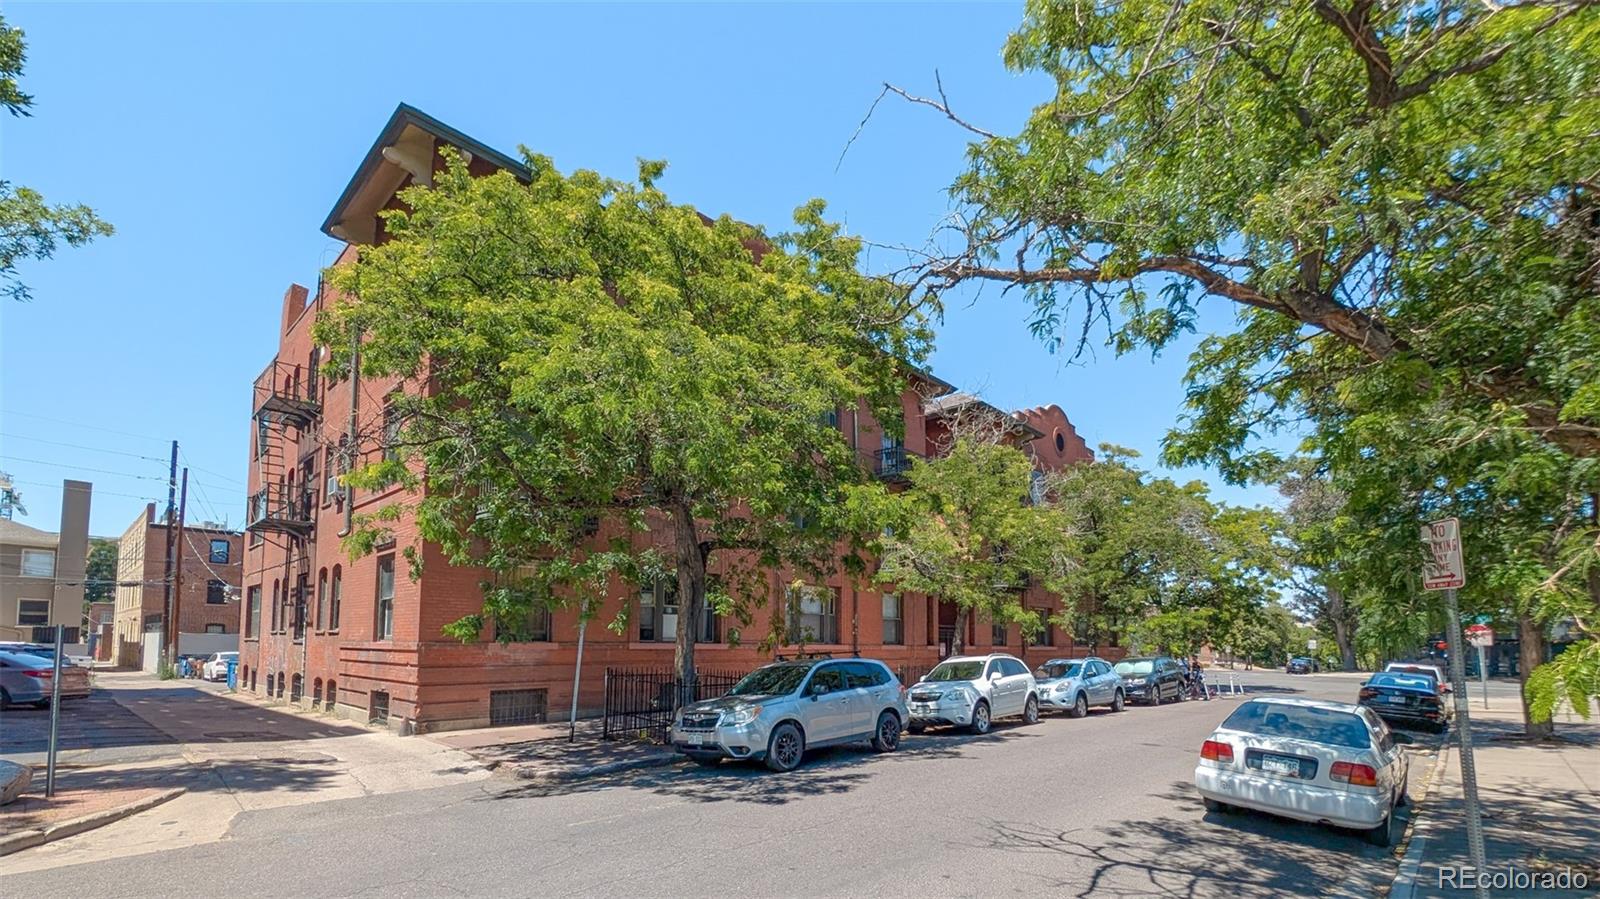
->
{"left": 952, "top": 605, "right": 970, "bottom": 655}
{"left": 1518, "top": 612, "right": 1554, "bottom": 739}
{"left": 1327, "top": 585, "right": 1358, "bottom": 672}
{"left": 672, "top": 501, "right": 706, "bottom": 703}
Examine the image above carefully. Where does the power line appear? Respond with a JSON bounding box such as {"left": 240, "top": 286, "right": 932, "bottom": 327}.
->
{"left": 9, "top": 479, "right": 161, "bottom": 502}
{"left": 0, "top": 410, "right": 170, "bottom": 444}
{"left": 0, "top": 456, "right": 167, "bottom": 482}
{"left": 0, "top": 433, "right": 169, "bottom": 463}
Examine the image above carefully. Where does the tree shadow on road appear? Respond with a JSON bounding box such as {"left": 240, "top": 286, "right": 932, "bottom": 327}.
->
{"left": 14, "top": 754, "right": 351, "bottom": 800}
{"left": 965, "top": 780, "right": 1408, "bottom": 899}
{"left": 485, "top": 723, "right": 1039, "bottom": 807}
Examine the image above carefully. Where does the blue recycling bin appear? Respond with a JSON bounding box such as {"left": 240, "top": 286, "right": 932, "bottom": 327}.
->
{"left": 225, "top": 658, "right": 239, "bottom": 691}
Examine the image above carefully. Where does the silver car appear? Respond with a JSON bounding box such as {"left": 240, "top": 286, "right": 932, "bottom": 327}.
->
{"left": 0, "top": 650, "right": 92, "bottom": 707}
{"left": 1035, "top": 656, "right": 1125, "bottom": 717}
{"left": 905, "top": 653, "right": 1039, "bottom": 735}
{"left": 671, "top": 658, "right": 909, "bottom": 772}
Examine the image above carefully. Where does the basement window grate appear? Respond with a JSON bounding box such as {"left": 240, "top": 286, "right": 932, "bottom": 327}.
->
{"left": 490, "top": 689, "right": 548, "bottom": 726}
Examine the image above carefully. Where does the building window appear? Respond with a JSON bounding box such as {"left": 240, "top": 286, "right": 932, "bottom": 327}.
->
{"left": 20, "top": 549, "right": 55, "bottom": 578}
{"left": 375, "top": 555, "right": 395, "bottom": 640}
{"left": 17, "top": 598, "right": 50, "bottom": 626}
{"left": 324, "top": 447, "right": 338, "bottom": 503}
{"left": 789, "top": 585, "right": 840, "bottom": 645}
{"left": 206, "top": 579, "right": 228, "bottom": 604}
{"left": 501, "top": 606, "right": 552, "bottom": 642}
{"left": 819, "top": 409, "right": 839, "bottom": 429}
{"left": 992, "top": 620, "right": 1008, "bottom": 646}
{"left": 204, "top": 623, "right": 225, "bottom": 634}
{"left": 271, "top": 580, "right": 281, "bottom": 631}
{"left": 293, "top": 573, "right": 308, "bottom": 639}
{"left": 329, "top": 566, "right": 342, "bottom": 631}
{"left": 246, "top": 585, "right": 261, "bottom": 638}
{"left": 638, "top": 577, "right": 678, "bottom": 643}
{"left": 382, "top": 399, "right": 402, "bottom": 462}
{"left": 881, "top": 594, "right": 903, "bottom": 645}
{"left": 143, "top": 613, "right": 162, "bottom": 632}
{"left": 1032, "top": 608, "right": 1055, "bottom": 647}
{"left": 208, "top": 539, "right": 230, "bottom": 564}
{"left": 316, "top": 569, "right": 327, "bottom": 630}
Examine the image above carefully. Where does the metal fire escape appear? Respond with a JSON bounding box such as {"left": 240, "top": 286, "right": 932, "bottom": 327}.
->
{"left": 250, "top": 360, "right": 319, "bottom": 651}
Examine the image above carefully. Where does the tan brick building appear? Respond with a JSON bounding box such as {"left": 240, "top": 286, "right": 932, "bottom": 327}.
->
{"left": 240, "top": 104, "right": 1107, "bottom": 733}
{"left": 111, "top": 503, "right": 244, "bottom": 666}
{"left": 0, "top": 480, "right": 91, "bottom": 644}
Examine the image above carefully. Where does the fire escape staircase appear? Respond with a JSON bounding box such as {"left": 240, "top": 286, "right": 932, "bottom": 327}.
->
{"left": 248, "top": 360, "right": 319, "bottom": 539}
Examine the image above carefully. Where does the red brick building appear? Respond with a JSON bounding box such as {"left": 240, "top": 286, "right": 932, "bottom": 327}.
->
{"left": 112, "top": 503, "right": 244, "bottom": 666}
{"left": 240, "top": 105, "right": 1110, "bottom": 733}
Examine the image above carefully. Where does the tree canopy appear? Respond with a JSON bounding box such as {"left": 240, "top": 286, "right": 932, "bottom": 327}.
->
{"left": 317, "top": 153, "right": 929, "bottom": 685}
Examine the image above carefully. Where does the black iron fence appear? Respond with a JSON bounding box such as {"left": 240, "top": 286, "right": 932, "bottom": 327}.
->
{"left": 601, "top": 667, "right": 745, "bottom": 744}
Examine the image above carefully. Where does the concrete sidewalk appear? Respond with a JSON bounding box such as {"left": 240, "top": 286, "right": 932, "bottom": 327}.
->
{"left": 1391, "top": 695, "right": 1600, "bottom": 897}
{"left": 0, "top": 671, "right": 489, "bottom": 874}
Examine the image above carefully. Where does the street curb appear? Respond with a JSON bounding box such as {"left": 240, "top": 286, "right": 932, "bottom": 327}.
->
{"left": 1387, "top": 742, "right": 1454, "bottom": 899}
{"left": 0, "top": 787, "right": 186, "bottom": 857}
{"left": 512, "top": 753, "right": 680, "bottom": 784}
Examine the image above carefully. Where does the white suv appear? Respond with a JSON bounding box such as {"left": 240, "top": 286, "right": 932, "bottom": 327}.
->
{"left": 905, "top": 653, "right": 1039, "bottom": 735}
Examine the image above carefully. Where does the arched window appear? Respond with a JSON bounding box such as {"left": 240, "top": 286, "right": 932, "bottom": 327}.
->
{"left": 326, "top": 679, "right": 337, "bottom": 710}
{"left": 290, "top": 674, "right": 303, "bottom": 703}
{"left": 271, "top": 580, "right": 281, "bottom": 631}
{"left": 329, "top": 566, "right": 342, "bottom": 631}
{"left": 313, "top": 677, "right": 324, "bottom": 709}
{"left": 316, "top": 568, "right": 328, "bottom": 630}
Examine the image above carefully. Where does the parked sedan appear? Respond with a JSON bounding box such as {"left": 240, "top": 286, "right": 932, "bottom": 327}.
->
{"left": 670, "top": 658, "right": 908, "bottom": 772}
{"left": 906, "top": 653, "right": 1039, "bottom": 735}
{"left": 1360, "top": 672, "right": 1451, "bottom": 733}
{"left": 202, "top": 651, "right": 239, "bottom": 681}
{"left": 1287, "top": 657, "right": 1320, "bottom": 674}
{"left": 1115, "top": 656, "right": 1186, "bottom": 705}
{"left": 1035, "top": 657, "right": 1125, "bottom": 717}
{"left": 0, "top": 650, "right": 92, "bottom": 708}
{"left": 1194, "top": 697, "right": 1414, "bottom": 846}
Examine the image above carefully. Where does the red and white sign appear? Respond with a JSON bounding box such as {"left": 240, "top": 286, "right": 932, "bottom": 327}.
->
{"left": 1466, "top": 624, "right": 1494, "bottom": 648}
{"left": 1421, "top": 518, "right": 1465, "bottom": 591}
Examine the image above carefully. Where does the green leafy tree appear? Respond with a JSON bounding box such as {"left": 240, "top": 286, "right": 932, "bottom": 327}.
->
{"left": 84, "top": 538, "right": 118, "bottom": 604}
{"left": 870, "top": 435, "right": 1074, "bottom": 654}
{"left": 317, "top": 153, "right": 928, "bottom": 688}
{"left": 0, "top": 15, "right": 112, "bottom": 301}
{"left": 1277, "top": 462, "right": 1361, "bottom": 670}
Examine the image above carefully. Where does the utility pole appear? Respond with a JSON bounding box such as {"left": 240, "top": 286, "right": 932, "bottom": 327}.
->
{"left": 159, "top": 441, "right": 178, "bottom": 669}
{"left": 167, "top": 469, "right": 188, "bottom": 665}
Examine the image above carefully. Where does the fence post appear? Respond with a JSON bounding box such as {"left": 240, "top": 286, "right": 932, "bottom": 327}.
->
{"left": 601, "top": 668, "right": 611, "bottom": 741}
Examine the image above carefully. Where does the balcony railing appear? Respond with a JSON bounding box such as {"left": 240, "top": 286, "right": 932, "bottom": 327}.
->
{"left": 864, "top": 445, "right": 921, "bottom": 481}
{"left": 253, "top": 359, "right": 321, "bottom": 428}
{"left": 246, "top": 484, "right": 316, "bottom": 536}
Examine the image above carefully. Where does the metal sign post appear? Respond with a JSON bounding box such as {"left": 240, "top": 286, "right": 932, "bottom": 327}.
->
{"left": 1466, "top": 624, "right": 1494, "bottom": 711}
{"left": 46, "top": 624, "right": 64, "bottom": 797}
{"left": 1423, "top": 519, "right": 1488, "bottom": 899}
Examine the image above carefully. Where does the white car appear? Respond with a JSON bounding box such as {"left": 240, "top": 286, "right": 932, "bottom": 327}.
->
{"left": 905, "top": 653, "right": 1039, "bottom": 735}
{"left": 1194, "top": 697, "right": 1413, "bottom": 846}
{"left": 1384, "top": 661, "right": 1451, "bottom": 692}
{"left": 202, "top": 652, "right": 239, "bottom": 682}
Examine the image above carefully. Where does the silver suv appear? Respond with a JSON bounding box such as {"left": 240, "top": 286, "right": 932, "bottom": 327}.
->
{"left": 671, "top": 658, "right": 909, "bottom": 772}
{"left": 1035, "top": 656, "right": 1125, "bottom": 717}
{"left": 906, "top": 653, "right": 1039, "bottom": 735}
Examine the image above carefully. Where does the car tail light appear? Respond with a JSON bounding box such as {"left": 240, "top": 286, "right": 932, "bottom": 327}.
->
{"left": 23, "top": 670, "right": 53, "bottom": 678}
{"left": 1200, "top": 740, "right": 1234, "bottom": 763}
{"left": 1331, "top": 761, "right": 1378, "bottom": 787}
{"left": 1358, "top": 688, "right": 1378, "bottom": 700}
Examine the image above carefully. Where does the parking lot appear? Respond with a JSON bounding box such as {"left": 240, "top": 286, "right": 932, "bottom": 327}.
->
{"left": 3, "top": 668, "right": 1447, "bottom": 898}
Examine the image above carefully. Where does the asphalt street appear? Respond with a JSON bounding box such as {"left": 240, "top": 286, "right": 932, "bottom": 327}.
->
{"left": 5, "top": 670, "right": 1473, "bottom": 899}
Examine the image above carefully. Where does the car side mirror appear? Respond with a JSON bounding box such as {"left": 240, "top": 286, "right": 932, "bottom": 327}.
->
{"left": 810, "top": 683, "right": 830, "bottom": 697}
{"left": 1360, "top": 680, "right": 1369, "bottom": 687}
{"left": 1392, "top": 732, "right": 1415, "bottom": 746}
{"left": 989, "top": 671, "right": 1003, "bottom": 681}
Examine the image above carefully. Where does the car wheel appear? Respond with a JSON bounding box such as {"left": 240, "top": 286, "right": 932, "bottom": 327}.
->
{"left": 1149, "top": 685, "right": 1161, "bottom": 707}
{"left": 31, "top": 699, "right": 51, "bottom": 709}
{"left": 692, "top": 756, "right": 722, "bottom": 768}
{"left": 764, "top": 722, "right": 805, "bottom": 773}
{"left": 1364, "top": 805, "right": 1396, "bottom": 847}
{"left": 1112, "top": 690, "right": 1125, "bottom": 712}
{"left": 1396, "top": 778, "right": 1409, "bottom": 808}
{"left": 1203, "top": 797, "right": 1225, "bottom": 813}
{"left": 0, "top": 687, "right": 11, "bottom": 709}
{"left": 968, "top": 700, "right": 991, "bottom": 735}
{"left": 871, "top": 711, "right": 902, "bottom": 752}
{"left": 1023, "top": 695, "right": 1040, "bottom": 725}
{"left": 907, "top": 723, "right": 926, "bottom": 735}
{"left": 1068, "top": 693, "right": 1088, "bottom": 719}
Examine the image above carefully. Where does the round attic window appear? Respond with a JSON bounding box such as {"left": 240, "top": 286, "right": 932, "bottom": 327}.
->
{"left": 1055, "top": 430, "right": 1066, "bottom": 453}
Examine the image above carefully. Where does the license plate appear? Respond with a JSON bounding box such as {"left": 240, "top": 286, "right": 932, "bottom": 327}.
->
{"left": 1261, "top": 754, "right": 1299, "bottom": 775}
{"left": 684, "top": 732, "right": 707, "bottom": 745}
{"left": 1385, "top": 695, "right": 1408, "bottom": 704}
{"left": 912, "top": 703, "right": 933, "bottom": 713}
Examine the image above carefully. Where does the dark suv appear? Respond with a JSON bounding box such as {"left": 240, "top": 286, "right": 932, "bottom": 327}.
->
{"left": 1114, "top": 656, "right": 1186, "bottom": 705}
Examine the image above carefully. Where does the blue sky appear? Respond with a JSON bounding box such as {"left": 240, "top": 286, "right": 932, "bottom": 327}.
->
{"left": 1, "top": 1, "right": 1281, "bottom": 538}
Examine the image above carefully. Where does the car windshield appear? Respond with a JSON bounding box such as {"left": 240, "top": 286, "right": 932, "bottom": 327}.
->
{"left": 1222, "top": 701, "right": 1371, "bottom": 750}
{"left": 1387, "top": 665, "right": 1439, "bottom": 682}
{"left": 1114, "top": 660, "right": 1154, "bottom": 676}
{"left": 925, "top": 661, "right": 984, "bottom": 681}
{"left": 1371, "top": 673, "right": 1435, "bottom": 692}
{"left": 1035, "top": 662, "right": 1082, "bottom": 679}
{"left": 728, "top": 664, "right": 812, "bottom": 696}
